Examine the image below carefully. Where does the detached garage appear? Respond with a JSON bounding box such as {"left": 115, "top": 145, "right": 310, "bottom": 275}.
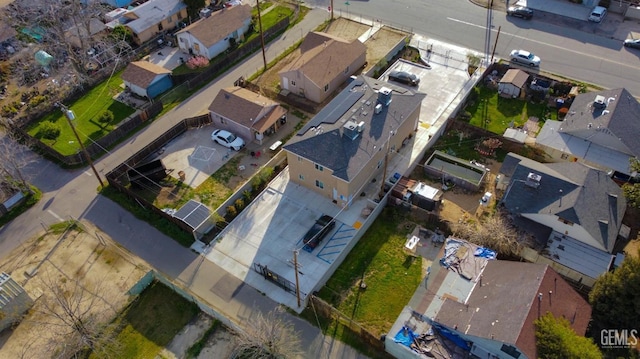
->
{"left": 121, "top": 61, "right": 173, "bottom": 99}
{"left": 498, "top": 69, "right": 529, "bottom": 98}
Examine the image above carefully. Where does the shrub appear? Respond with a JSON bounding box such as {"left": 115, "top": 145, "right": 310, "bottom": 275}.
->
{"left": 29, "top": 95, "right": 47, "bottom": 107}
{"left": 97, "top": 110, "right": 114, "bottom": 124}
{"left": 234, "top": 198, "right": 244, "bottom": 211}
{"left": 186, "top": 56, "right": 209, "bottom": 69}
{"left": 226, "top": 205, "right": 237, "bottom": 218}
{"left": 38, "top": 121, "right": 61, "bottom": 140}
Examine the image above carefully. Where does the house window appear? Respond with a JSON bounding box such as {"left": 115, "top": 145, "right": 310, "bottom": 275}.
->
{"left": 167, "top": 15, "right": 173, "bottom": 23}
{"left": 315, "top": 163, "right": 324, "bottom": 171}
{"left": 177, "top": 12, "right": 183, "bottom": 20}
{"left": 557, "top": 217, "right": 574, "bottom": 226}
{"left": 561, "top": 153, "right": 569, "bottom": 160}
{"left": 291, "top": 80, "right": 296, "bottom": 86}
{"left": 179, "top": 38, "right": 185, "bottom": 43}
{"left": 344, "top": 66, "right": 349, "bottom": 74}
{"left": 299, "top": 174, "right": 305, "bottom": 181}
{"left": 377, "top": 159, "right": 383, "bottom": 169}
{"left": 158, "top": 23, "right": 163, "bottom": 31}
{"left": 324, "top": 84, "right": 329, "bottom": 92}
{"left": 315, "top": 180, "right": 324, "bottom": 189}
{"left": 220, "top": 117, "right": 226, "bottom": 124}
{"left": 558, "top": 245, "right": 565, "bottom": 251}
{"left": 297, "top": 156, "right": 303, "bottom": 162}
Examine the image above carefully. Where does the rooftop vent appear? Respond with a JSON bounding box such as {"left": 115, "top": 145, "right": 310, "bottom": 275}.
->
{"left": 375, "top": 103, "right": 382, "bottom": 114}
{"left": 525, "top": 172, "right": 542, "bottom": 188}
{"left": 200, "top": 8, "right": 212, "bottom": 18}
{"left": 378, "top": 87, "right": 392, "bottom": 107}
{"left": 343, "top": 120, "right": 360, "bottom": 140}
{"left": 357, "top": 121, "right": 365, "bottom": 133}
{"left": 593, "top": 95, "right": 606, "bottom": 110}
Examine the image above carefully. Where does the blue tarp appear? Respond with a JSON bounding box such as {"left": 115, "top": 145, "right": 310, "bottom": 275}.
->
{"left": 474, "top": 247, "right": 497, "bottom": 260}
{"left": 432, "top": 322, "right": 471, "bottom": 351}
{"left": 393, "top": 326, "right": 417, "bottom": 347}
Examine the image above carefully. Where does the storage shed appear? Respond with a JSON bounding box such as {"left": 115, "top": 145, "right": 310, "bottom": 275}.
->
{"left": 173, "top": 200, "right": 216, "bottom": 240}
{"left": 498, "top": 69, "right": 529, "bottom": 98}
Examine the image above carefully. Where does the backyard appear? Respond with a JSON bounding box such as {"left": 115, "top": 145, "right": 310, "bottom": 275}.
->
{"left": 463, "top": 85, "right": 557, "bottom": 135}
{"left": 309, "top": 207, "right": 423, "bottom": 355}
{"left": 26, "top": 73, "right": 135, "bottom": 156}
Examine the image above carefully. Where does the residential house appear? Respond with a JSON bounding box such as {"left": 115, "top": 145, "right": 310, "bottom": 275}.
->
{"left": 278, "top": 32, "right": 367, "bottom": 104}
{"left": 282, "top": 75, "right": 425, "bottom": 208}
{"left": 122, "top": 0, "right": 187, "bottom": 45}
{"left": 498, "top": 69, "right": 529, "bottom": 98}
{"left": 208, "top": 86, "right": 288, "bottom": 144}
{"left": 101, "top": 0, "right": 134, "bottom": 7}
{"left": 121, "top": 61, "right": 173, "bottom": 98}
{"left": 536, "top": 88, "right": 640, "bottom": 176}
{"left": 175, "top": 5, "right": 252, "bottom": 60}
{"left": 386, "top": 245, "right": 591, "bottom": 359}
{"left": 498, "top": 152, "right": 627, "bottom": 286}
{"left": 0, "top": 272, "right": 34, "bottom": 332}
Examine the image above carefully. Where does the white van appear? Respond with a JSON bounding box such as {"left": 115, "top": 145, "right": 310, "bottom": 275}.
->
{"left": 588, "top": 6, "right": 607, "bottom": 22}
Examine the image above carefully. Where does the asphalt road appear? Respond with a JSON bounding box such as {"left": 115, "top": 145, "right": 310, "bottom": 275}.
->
{"left": 309, "top": 0, "right": 640, "bottom": 97}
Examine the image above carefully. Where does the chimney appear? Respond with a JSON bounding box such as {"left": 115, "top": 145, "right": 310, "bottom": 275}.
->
{"left": 378, "top": 87, "right": 392, "bottom": 107}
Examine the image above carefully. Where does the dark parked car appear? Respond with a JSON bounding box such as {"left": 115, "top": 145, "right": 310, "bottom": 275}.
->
{"left": 507, "top": 6, "right": 533, "bottom": 19}
{"left": 302, "top": 215, "right": 335, "bottom": 252}
{"left": 388, "top": 71, "right": 420, "bottom": 86}
{"left": 624, "top": 39, "right": 640, "bottom": 49}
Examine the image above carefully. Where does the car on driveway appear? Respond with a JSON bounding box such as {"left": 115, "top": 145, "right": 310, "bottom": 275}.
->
{"left": 388, "top": 70, "right": 420, "bottom": 86}
{"left": 507, "top": 6, "right": 533, "bottom": 19}
{"left": 211, "top": 129, "right": 245, "bottom": 151}
{"left": 509, "top": 49, "right": 541, "bottom": 67}
{"left": 624, "top": 39, "right": 640, "bottom": 49}
{"left": 302, "top": 215, "right": 335, "bottom": 252}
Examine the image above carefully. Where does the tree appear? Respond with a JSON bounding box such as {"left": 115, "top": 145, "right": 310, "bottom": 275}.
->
{"left": 589, "top": 254, "right": 640, "bottom": 337}
{"left": 0, "top": 130, "right": 39, "bottom": 193}
{"left": 453, "top": 213, "right": 528, "bottom": 258}
{"left": 34, "top": 270, "right": 121, "bottom": 358}
{"left": 535, "top": 312, "right": 601, "bottom": 359}
{"left": 622, "top": 158, "right": 640, "bottom": 208}
{"left": 231, "top": 307, "right": 303, "bottom": 359}
{"left": 183, "top": 0, "right": 207, "bottom": 21}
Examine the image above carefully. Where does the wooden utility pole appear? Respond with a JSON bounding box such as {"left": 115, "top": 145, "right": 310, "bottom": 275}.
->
{"left": 293, "top": 249, "right": 301, "bottom": 307}
{"left": 491, "top": 26, "right": 501, "bottom": 64}
{"left": 256, "top": 0, "right": 267, "bottom": 71}
{"left": 331, "top": 0, "right": 334, "bottom": 20}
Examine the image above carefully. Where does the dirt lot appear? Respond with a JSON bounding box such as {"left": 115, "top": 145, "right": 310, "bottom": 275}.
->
{"left": 0, "top": 221, "right": 150, "bottom": 358}
{"left": 254, "top": 17, "right": 409, "bottom": 91}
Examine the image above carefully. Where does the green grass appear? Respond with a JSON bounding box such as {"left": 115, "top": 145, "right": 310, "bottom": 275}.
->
{"left": 315, "top": 208, "right": 422, "bottom": 337}
{"left": 95, "top": 281, "right": 199, "bottom": 359}
{"left": 465, "top": 86, "right": 557, "bottom": 135}
{"left": 246, "top": 6, "right": 294, "bottom": 43}
{"left": 27, "top": 73, "right": 135, "bottom": 156}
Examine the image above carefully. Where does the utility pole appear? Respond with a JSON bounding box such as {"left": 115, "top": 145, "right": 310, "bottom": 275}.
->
{"left": 293, "top": 249, "right": 301, "bottom": 308}
{"left": 256, "top": 0, "right": 267, "bottom": 71}
{"left": 331, "top": 0, "right": 334, "bottom": 20}
{"left": 491, "top": 26, "right": 501, "bottom": 64}
{"left": 59, "top": 103, "right": 105, "bottom": 188}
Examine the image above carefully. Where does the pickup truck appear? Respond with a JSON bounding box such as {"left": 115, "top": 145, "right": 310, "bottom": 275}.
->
{"left": 302, "top": 215, "right": 335, "bottom": 252}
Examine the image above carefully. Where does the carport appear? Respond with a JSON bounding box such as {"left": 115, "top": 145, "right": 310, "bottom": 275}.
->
{"left": 173, "top": 200, "right": 216, "bottom": 240}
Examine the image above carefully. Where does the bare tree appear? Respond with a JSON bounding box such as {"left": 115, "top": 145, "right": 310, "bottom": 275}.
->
{"left": 453, "top": 213, "right": 530, "bottom": 258}
{"left": 1, "top": 0, "right": 130, "bottom": 87}
{"left": 231, "top": 307, "right": 303, "bottom": 359}
{"left": 32, "top": 269, "right": 121, "bottom": 358}
{"left": 0, "top": 130, "right": 38, "bottom": 194}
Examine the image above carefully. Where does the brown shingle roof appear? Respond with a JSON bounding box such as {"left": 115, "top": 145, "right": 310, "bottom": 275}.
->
{"left": 208, "top": 87, "right": 286, "bottom": 131}
{"left": 499, "top": 69, "right": 529, "bottom": 88}
{"left": 176, "top": 5, "right": 252, "bottom": 48}
{"left": 435, "top": 261, "right": 591, "bottom": 359}
{"left": 121, "top": 61, "right": 172, "bottom": 88}
{"left": 279, "top": 32, "right": 366, "bottom": 87}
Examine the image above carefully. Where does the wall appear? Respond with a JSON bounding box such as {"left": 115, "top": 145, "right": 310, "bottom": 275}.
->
{"left": 521, "top": 247, "right": 596, "bottom": 287}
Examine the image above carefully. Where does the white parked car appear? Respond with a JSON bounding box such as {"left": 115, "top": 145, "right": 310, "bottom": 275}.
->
{"left": 211, "top": 129, "right": 245, "bottom": 151}
{"left": 509, "top": 49, "right": 541, "bottom": 67}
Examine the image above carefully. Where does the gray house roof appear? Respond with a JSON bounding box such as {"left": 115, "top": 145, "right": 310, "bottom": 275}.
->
{"left": 123, "top": 0, "right": 186, "bottom": 34}
{"left": 561, "top": 88, "right": 640, "bottom": 157}
{"left": 283, "top": 76, "right": 425, "bottom": 182}
{"left": 500, "top": 153, "right": 626, "bottom": 253}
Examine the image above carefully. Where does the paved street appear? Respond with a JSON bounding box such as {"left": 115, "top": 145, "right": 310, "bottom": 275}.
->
{"left": 0, "top": 8, "right": 371, "bottom": 359}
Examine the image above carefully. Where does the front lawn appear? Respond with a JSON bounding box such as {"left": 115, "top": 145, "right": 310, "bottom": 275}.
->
{"left": 94, "top": 281, "right": 199, "bottom": 359}
{"left": 464, "top": 85, "right": 556, "bottom": 135}
{"left": 27, "top": 73, "right": 135, "bottom": 156}
{"left": 315, "top": 208, "right": 422, "bottom": 337}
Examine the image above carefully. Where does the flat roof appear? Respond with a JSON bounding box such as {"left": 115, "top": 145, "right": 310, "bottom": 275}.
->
{"left": 546, "top": 231, "right": 614, "bottom": 279}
